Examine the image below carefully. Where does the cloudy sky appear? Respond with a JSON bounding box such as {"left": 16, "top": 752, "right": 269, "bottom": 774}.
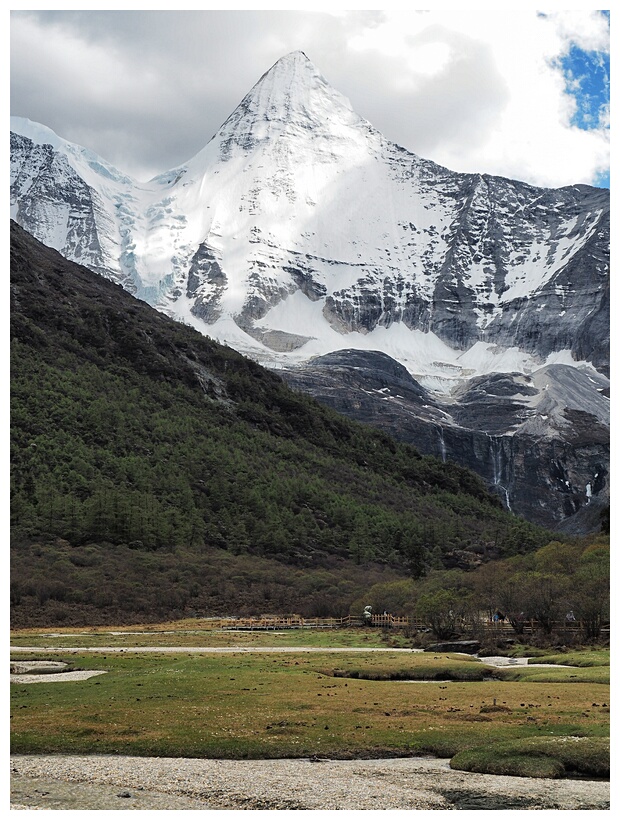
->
{"left": 10, "top": 5, "right": 610, "bottom": 189}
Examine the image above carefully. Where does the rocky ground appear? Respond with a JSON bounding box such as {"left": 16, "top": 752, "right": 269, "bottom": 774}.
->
{"left": 10, "top": 754, "right": 610, "bottom": 811}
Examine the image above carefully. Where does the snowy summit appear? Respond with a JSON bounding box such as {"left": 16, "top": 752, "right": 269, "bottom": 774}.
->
{"left": 10, "top": 51, "right": 609, "bottom": 392}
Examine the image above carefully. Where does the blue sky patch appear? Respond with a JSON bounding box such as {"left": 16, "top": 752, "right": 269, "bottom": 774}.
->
{"left": 557, "top": 29, "right": 610, "bottom": 189}
{"left": 560, "top": 45, "right": 610, "bottom": 131}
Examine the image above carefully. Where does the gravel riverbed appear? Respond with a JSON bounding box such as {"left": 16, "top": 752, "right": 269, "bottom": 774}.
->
{"left": 10, "top": 754, "right": 610, "bottom": 811}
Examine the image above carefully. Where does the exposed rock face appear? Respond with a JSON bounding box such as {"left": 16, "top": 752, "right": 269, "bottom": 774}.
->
{"left": 424, "top": 641, "right": 481, "bottom": 654}
{"left": 186, "top": 243, "right": 228, "bottom": 323}
{"left": 9, "top": 52, "right": 609, "bottom": 530}
{"left": 279, "top": 350, "right": 609, "bottom": 530}
{"left": 10, "top": 132, "right": 118, "bottom": 283}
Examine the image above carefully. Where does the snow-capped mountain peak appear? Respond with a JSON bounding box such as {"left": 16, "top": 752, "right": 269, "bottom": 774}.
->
{"left": 9, "top": 52, "right": 609, "bottom": 529}
{"left": 10, "top": 53, "right": 608, "bottom": 387}
{"left": 216, "top": 51, "right": 363, "bottom": 142}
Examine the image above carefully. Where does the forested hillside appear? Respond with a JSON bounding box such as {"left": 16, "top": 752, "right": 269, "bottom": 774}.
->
{"left": 10, "top": 221, "right": 551, "bottom": 625}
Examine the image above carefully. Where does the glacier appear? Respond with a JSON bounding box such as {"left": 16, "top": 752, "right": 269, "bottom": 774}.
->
{"left": 10, "top": 51, "right": 609, "bottom": 528}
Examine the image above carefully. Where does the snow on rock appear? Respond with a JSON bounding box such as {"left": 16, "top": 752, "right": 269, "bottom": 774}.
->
{"left": 10, "top": 52, "right": 609, "bottom": 395}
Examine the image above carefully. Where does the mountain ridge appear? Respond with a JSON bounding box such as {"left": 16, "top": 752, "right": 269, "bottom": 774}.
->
{"left": 10, "top": 51, "right": 609, "bottom": 529}
{"left": 10, "top": 52, "right": 609, "bottom": 377}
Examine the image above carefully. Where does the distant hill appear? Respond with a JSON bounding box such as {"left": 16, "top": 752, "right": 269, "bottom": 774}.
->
{"left": 10, "top": 221, "right": 551, "bottom": 626}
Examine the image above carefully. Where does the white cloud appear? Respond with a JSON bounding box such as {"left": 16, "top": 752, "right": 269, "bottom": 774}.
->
{"left": 10, "top": 8, "right": 609, "bottom": 188}
{"left": 335, "top": 9, "right": 609, "bottom": 187}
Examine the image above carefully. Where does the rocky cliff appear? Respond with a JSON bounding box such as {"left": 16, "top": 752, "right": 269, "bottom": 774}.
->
{"left": 279, "top": 350, "right": 608, "bottom": 530}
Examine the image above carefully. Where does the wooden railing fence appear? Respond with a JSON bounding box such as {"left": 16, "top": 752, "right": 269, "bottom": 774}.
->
{"left": 199, "top": 614, "right": 608, "bottom": 634}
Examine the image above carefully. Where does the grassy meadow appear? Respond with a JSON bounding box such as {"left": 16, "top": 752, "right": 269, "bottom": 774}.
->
{"left": 10, "top": 624, "right": 610, "bottom": 778}
{"left": 10, "top": 624, "right": 413, "bottom": 649}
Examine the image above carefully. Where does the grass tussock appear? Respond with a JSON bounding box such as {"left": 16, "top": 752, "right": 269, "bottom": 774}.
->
{"left": 527, "top": 650, "right": 610, "bottom": 668}
{"left": 450, "top": 736, "right": 609, "bottom": 779}
{"left": 494, "top": 666, "right": 609, "bottom": 685}
{"left": 320, "top": 661, "right": 489, "bottom": 682}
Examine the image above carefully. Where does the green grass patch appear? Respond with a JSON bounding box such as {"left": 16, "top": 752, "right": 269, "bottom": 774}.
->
{"left": 11, "top": 649, "right": 609, "bottom": 763}
{"left": 494, "top": 666, "right": 609, "bottom": 684}
{"left": 403, "top": 721, "right": 607, "bottom": 760}
{"left": 10, "top": 625, "right": 409, "bottom": 650}
{"left": 450, "top": 736, "right": 610, "bottom": 779}
{"left": 320, "top": 658, "right": 490, "bottom": 682}
{"left": 527, "top": 650, "right": 610, "bottom": 668}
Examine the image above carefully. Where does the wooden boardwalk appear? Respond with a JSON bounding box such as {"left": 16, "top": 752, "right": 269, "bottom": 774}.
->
{"left": 202, "top": 614, "right": 607, "bottom": 635}
{"left": 204, "top": 614, "right": 406, "bottom": 630}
